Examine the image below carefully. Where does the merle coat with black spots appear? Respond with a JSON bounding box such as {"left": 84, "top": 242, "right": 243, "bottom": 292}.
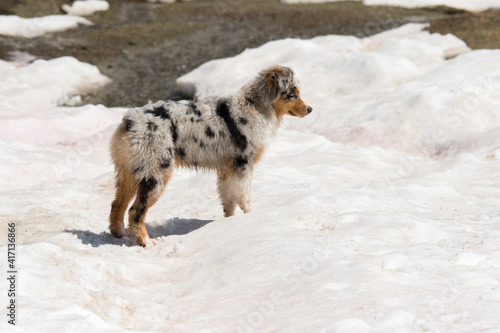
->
{"left": 109, "top": 65, "right": 312, "bottom": 246}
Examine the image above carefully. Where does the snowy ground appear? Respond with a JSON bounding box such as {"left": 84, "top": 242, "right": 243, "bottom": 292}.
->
{"left": 1, "top": 22, "right": 500, "bottom": 333}
{"left": 0, "top": 15, "right": 93, "bottom": 38}
{"left": 281, "top": 0, "right": 500, "bottom": 12}
{"left": 62, "top": 1, "right": 110, "bottom": 17}
{"left": 0, "top": 0, "right": 109, "bottom": 38}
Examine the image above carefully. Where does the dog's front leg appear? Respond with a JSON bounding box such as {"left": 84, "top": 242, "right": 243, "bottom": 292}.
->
{"left": 238, "top": 172, "right": 254, "bottom": 214}
{"left": 217, "top": 169, "right": 253, "bottom": 217}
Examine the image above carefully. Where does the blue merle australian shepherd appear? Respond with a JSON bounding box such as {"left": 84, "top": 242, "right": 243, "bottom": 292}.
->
{"left": 109, "top": 65, "right": 313, "bottom": 246}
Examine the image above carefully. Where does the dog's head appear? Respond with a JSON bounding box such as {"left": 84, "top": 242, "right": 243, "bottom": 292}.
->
{"left": 254, "top": 65, "right": 312, "bottom": 120}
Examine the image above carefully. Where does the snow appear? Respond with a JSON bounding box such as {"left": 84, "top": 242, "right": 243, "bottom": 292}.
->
{"left": 178, "top": 23, "right": 488, "bottom": 157}
{"left": 1, "top": 21, "right": 500, "bottom": 333}
{"left": 0, "top": 0, "right": 110, "bottom": 38}
{"left": 0, "top": 56, "right": 115, "bottom": 192}
{"left": 364, "top": 0, "right": 500, "bottom": 11}
{"left": 147, "top": 0, "right": 197, "bottom": 3}
{"left": 62, "top": 1, "right": 110, "bottom": 16}
{"left": 0, "top": 15, "right": 93, "bottom": 38}
{"left": 148, "top": 0, "right": 177, "bottom": 3}
{"left": 0, "top": 56, "right": 111, "bottom": 113}
{"left": 281, "top": 0, "right": 500, "bottom": 12}
{"left": 177, "top": 24, "right": 469, "bottom": 99}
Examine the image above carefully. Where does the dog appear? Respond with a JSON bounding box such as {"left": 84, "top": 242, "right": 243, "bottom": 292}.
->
{"left": 109, "top": 65, "right": 312, "bottom": 246}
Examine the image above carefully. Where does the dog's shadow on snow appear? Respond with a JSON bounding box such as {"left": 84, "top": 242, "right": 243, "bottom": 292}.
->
{"left": 66, "top": 217, "right": 214, "bottom": 248}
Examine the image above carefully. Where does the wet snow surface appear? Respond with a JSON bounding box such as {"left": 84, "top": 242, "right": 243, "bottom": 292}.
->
{"left": 281, "top": 0, "right": 500, "bottom": 12}
{"left": 1, "top": 23, "right": 500, "bottom": 333}
{"left": 0, "top": 0, "right": 109, "bottom": 38}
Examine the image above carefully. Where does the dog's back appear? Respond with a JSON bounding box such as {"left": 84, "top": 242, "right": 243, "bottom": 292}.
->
{"left": 121, "top": 97, "right": 276, "bottom": 175}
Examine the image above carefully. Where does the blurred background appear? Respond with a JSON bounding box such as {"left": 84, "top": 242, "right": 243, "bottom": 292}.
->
{"left": 1, "top": 0, "right": 499, "bottom": 107}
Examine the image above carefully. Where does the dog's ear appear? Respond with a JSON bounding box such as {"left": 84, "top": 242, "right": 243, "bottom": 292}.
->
{"left": 259, "top": 66, "right": 293, "bottom": 104}
{"left": 265, "top": 71, "right": 281, "bottom": 103}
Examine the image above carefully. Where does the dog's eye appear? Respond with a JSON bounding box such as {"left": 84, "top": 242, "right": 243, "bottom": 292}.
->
{"left": 287, "top": 92, "right": 296, "bottom": 99}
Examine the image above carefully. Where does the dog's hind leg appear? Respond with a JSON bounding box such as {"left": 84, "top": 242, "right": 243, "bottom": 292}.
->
{"left": 109, "top": 127, "right": 138, "bottom": 238}
{"left": 128, "top": 172, "right": 172, "bottom": 247}
{"left": 109, "top": 169, "right": 137, "bottom": 238}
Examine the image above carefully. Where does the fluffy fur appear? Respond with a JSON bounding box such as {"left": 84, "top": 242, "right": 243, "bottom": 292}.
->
{"left": 109, "top": 65, "right": 312, "bottom": 246}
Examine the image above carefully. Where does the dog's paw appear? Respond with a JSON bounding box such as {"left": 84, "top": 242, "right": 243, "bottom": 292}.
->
{"left": 110, "top": 224, "right": 126, "bottom": 238}
{"left": 138, "top": 236, "right": 157, "bottom": 248}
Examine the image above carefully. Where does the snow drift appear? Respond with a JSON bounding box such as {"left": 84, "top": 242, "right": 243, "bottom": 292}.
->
{"left": 178, "top": 23, "right": 495, "bottom": 157}
{"left": 62, "top": 0, "right": 110, "bottom": 16}
{"left": 281, "top": 0, "right": 500, "bottom": 12}
{"left": 0, "top": 15, "right": 93, "bottom": 38}
{"left": 0, "top": 0, "right": 110, "bottom": 38}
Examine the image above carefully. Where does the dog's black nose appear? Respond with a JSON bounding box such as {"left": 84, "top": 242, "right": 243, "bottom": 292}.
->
{"left": 307, "top": 106, "right": 313, "bottom": 114}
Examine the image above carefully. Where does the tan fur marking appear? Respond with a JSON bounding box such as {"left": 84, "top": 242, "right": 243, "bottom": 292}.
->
{"left": 267, "top": 66, "right": 286, "bottom": 74}
{"left": 266, "top": 66, "right": 286, "bottom": 93}
{"left": 217, "top": 157, "right": 235, "bottom": 181}
{"left": 216, "top": 158, "right": 238, "bottom": 217}
{"left": 273, "top": 98, "right": 290, "bottom": 122}
{"left": 109, "top": 127, "right": 138, "bottom": 238}
{"left": 110, "top": 126, "right": 133, "bottom": 172}
{"left": 175, "top": 155, "right": 187, "bottom": 168}
{"left": 272, "top": 92, "right": 309, "bottom": 121}
{"left": 253, "top": 146, "right": 265, "bottom": 164}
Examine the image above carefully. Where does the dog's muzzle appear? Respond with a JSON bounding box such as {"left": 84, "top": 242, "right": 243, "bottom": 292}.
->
{"left": 307, "top": 106, "right": 313, "bottom": 114}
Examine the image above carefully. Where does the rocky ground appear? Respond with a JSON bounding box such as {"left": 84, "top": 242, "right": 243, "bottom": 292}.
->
{"left": 1, "top": 0, "right": 499, "bottom": 107}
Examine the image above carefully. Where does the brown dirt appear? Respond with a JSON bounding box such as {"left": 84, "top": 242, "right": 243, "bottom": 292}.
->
{"left": 427, "top": 9, "right": 500, "bottom": 50}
